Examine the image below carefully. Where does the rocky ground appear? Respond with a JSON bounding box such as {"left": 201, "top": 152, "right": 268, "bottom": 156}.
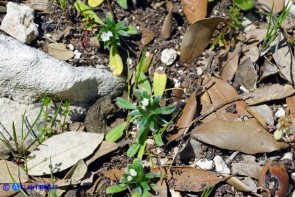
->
{"left": 0, "top": 0, "right": 295, "bottom": 196}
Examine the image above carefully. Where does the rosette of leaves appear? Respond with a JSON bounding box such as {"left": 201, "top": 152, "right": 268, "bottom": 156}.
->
{"left": 116, "top": 89, "right": 176, "bottom": 157}
{"left": 106, "top": 158, "right": 161, "bottom": 197}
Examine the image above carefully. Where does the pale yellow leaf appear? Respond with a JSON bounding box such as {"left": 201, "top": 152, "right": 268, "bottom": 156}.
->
{"left": 109, "top": 45, "right": 123, "bottom": 76}
{"left": 88, "top": 0, "right": 104, "bottom": 7}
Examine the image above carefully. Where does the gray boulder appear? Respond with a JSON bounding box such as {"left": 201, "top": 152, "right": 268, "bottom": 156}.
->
{"left": 0, "top": 33, "right": 125, "bottom": 104}
{"left": 0, "top": 2, "right": 38, "bottom": 44}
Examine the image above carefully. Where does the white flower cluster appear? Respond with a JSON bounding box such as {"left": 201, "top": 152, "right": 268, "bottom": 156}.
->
{"left": 127, "top": 168, "right": 137, "bottom": 182}
{"left": 141, "top": 98, "right": 149, "bottom": 110}
{"left": 101, "top": 31, "right": 113, "bottom": 42}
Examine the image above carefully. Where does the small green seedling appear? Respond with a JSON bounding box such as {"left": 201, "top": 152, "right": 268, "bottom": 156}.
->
{"left": 116, "top": 0, "right": 128, "bottom": 9}
{"left": 229, "top": 0, "right": 254, "bottom": 28}
{"left": 106, "top": 158, "right": 161, "bottom": 197}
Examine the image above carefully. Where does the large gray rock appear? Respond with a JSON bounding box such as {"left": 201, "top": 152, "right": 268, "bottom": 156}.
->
{"left": 0, "top": 34, "right": 125, "bottom": 104}
{"left": 0, "top": 2, "right": 38, "bottom": 44}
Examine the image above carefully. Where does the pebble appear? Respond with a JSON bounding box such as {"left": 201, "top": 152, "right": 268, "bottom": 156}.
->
{"left": 196, "top": 67, "right": 203, "bottom": 76}
{"left": 196, "top": 159, "right": 214, "bottom": 170}
{"left": 74, "top": 50, "right": 82, "bottom": 59}
{"left": 67, "top": 44, "right": 74, "bottom": 51}
{"left": 291, "top": 172, "right": 295, "bottom": 181}
{"left": 161, "top": 48, "right": 177, "bottom": 65}
{"left": 213, "top": 155, "right": 231, "bottom": 174}
{"left": 281, "top": 152, "right": 293, "bottom": 161}
{"left": 275, "top": 107, "right": 286, "bottom": 118}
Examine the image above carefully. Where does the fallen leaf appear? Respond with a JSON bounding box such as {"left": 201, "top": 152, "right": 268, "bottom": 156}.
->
{"left": 100, "top": 168, "right": 125, "bottom": 180}
{"left": 244, "top": 29, "right": 267, "bottom": 46}
{"left": 231, "top": 163, "right": 262, "bottom": 179}
{"left": 86, "top": 141, "right": 119, "bottom": 165}
{"left": 0, "top": 160, "right": 28, "bottom": 183}
{"left": 180, "top": 17, "right": 223, "bottom": 63}
{"left": 219, "top": 52, "right": 239, "bottom": 82}
{"left": 272, "top": 39, "right": 295, "bottom": 85}
{"left": 24, "top": 0, "right": 50, "bottom": 13}
{"left": 191, "top": 118, "right": 289, "bottom": 154}
{"left": 74, "top": 0, "right": 104, "bottom": 25}
{"left": 27, "top": 131, "right": 104, "bottom": 176}
{"left": 46, "top": 43, "right": 74, "bottom": 61}
{"left": 153, "top": 69, "right": 167, "bottom": 97}
{"left": 233, "top": 58, "right": 257, "bottom": 91}
{"left": 140, "top": 27, "right": 155, "bottom": 46}
{"left": 246, "top": 105, "right": 274, "bottom": 128}
{"left": 179, "top": 139, "right": 202, "bottom": 161}
{"left": 109, "top": 45, "right": 123, "bottom": 76}
{"left": 161, "top": 1, "right": 173, "bottom": 39}
{"left": 169, "top": 92, "right": 197, "bottom": 141}
{"left": 203, "top": 77, "right": 249, "bottom": 121}
{"left": 258, "top": 58, "right": 278, "bottom": 82}
{"left": 258, "top": 161, "right": 289, "bottom": 197}
{"left": 286, "top": 96, "right": 295, "bottom": 127}
{"left": 243, "top": 46, "right": 260, "bottom": 63}
{"left": 151, "top": 180, "right": 168, "bottom": 197}
{"left": 88, "top": 0, "right": 104, "bottom": 7}
{"left": 153, "top": 167, "right": 221, "bottom": 192}
{"left": 257, "top": 0, "right": 285, "bottom": 14}
{"left": 226, "top": 177, "right": 253, "bottom": 193}
{"left": 64, "top": 159, "right": 88, "bottom": 184}
{"left": 242, "top": 84, "right": 295, "bottom": 105}
{"left": 181, "top": 0, "right": 207, "bottom": 24}
{"left": 199, "top": 91, "right": 217, "bottom": 123}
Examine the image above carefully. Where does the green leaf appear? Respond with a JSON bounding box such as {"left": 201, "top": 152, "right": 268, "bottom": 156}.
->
{"left": 153, "top": 70, "right": 167, "bottom": 97}
{"left": 88, "top": 0, "right": 104, "bottom": 7}
{"left": 135, "top": 185, "right": 143, "bottom": 195}
{"left": 137, "top": 140, "right": 146, "bottom": 159}
{"left": 127, "top": 143, "right": 141, "bottom": 157}
{"left": 235, "top": 0, "right": 254, "bottom": 11}
{"left": 137, "top": 72, "right": 152, "bottom": 95}
{"left": 155, "top": 105, "right": 176, "bottom": 115}
{"left": 109, "top": 45, "right": 123, "bottom": 76}
{"left": 154, "top": 132, "right": 164, "bottom": 146}
{"left": 106, "top": 184, "right": 127, "bottom": 194}
{"left": 125, "top": 26, "right": 138, "bottom": 35}
{"left": 116, "top": 0, "right": 128, "bottom": 9}
{"left": 116, "top": 97, "right": 137, "bottom": 110}
{"left": 140, "top": 181, "right": 150, "bottom": 191}
{"left": 74, "top": 0, "right": 104, "bottom": 25}
{"left": 105, "top": 122, "right": 128, "bottom": 142}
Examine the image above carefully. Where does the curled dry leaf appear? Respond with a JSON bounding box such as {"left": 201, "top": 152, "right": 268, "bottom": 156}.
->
{"left": 246, "top": 104, "right": 274, "bottom": 128}
{"left": 203, "top": 77, "right": 249, "bottom": 121}
{"left": 181, "top": 0, "right": 207, "bottom": 24}
{"left": 225, "top": 176, "right": 253, "bottom": 193}
{"left": 152, "top": 167, "right": 221, "bottom": 192}
{"left": 140, "top": 27, "right": 155, "bottom": 46}
{"left": 160, "top": 1, "right": 173, "bottom": 39}
{"left": 242, "top": 84, "right": 295, "bottom": 105}
{"left": 46, "top": 43, "right": 74, "bottom": 61}
{"left": 180, "top": 17, "right": 224, "bottom": 63}
{"left": 258, "top": 161, "right": 289, "bottom": 197}
{"left": 191, "top": 118, "right": 289, "bottom": 154}
{"left": 219, "top": 52, "right": 239, "bottom": 82}
{"left": 86, "top": 141, "right": 119, "bottom": 165}
{"left": 257, "top": 0, "right": 285, "bottom": 14}
{"left": 169, "top": 92, "right": 197, "bottom": 142}
{"left": 233, "top": 58, "right": 257, "bottom": 91}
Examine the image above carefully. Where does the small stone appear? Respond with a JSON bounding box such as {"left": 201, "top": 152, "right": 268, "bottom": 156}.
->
{"left": 67, "top": 44, "right": 74, "bottom": 51}
{"left": 196, "top": 67, "right": 203, "bottom": 76}
{"left": 281, "top": 152, "right": 294, "bottom": 161}
{"left": 213, "top": 155, "right": 231, "bottom": 174}
{"left": 74, "top": 50, "right": 82, "bottom": 59}
{"left": 275, "top": 107, "right": 285, "bottom": 118}
{"left": 161, "top": 48, "right": 177, "bottom": 66}
{"left": 127, "top": 58, "right": 132, "bottom": 65}
{"left": 0, "top": 2, "right": 38, "bottom": 44}
{"left": 291, "top": 172, "right": 295, "bottom": 181}
{"left": 239, "top": 85, "right": 250, "bottom": 93}
{"left": 196, "top": 159, "right": 214, "bottom": 170}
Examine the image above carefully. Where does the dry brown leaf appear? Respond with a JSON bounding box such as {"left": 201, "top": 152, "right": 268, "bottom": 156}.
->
{"left": 169, "top": 92, "right": 197, "bottom": 141}
{"left": 257, "top": 0, "right": 285, "bottom": 14}
{"left": 246, "top": 105, "right": 274, "bottom": 128}
{"left": 86, "top": 141, "right": 119, "bottom": 165}
{"left": 219, "top": 52, "right": 239, "bottom": 82}
{"left": 258, "top": 58, "right": 278, "bottom": 82}
{"left": 233, "top": 58, "right": 257, "bottom": 91}
{"left": 286, "top": 96, "right": 295, "bottom": 127}
{"left": 244, "top": 29, "right": 267, "bottom": 46}
{"left": 141, "top": 27, "right": 155, "bottom": 46}
{"left": 161, "top": 1, "right": 173, "bottom": 39}
{"left": 200, "top": 91, "right": 217, "bottom": 123}
{"left": 231, "top": 163, "right": 262, "bottom": 179}
{"left": 203, "top": 77, "right": 249, "bottom": 121}
{"left": 152, "top": 167, "right": 221, "bottom": 192}
{"left": 150, "top": 181, "right": 168, "bottom": 197}
{"left": 46, "top": 43, "right": 74, "bottom": 61}
{"left": 180, "top": 17, "right": 224, "bottom": 63}
{"left": 243, "top": 84, "right": 295, "bottom": 105}
{"left": 181, "top": 0, "right": 207, "bottom": 24}
{"left": 100, "top": 168, "right": 125, "bottom": 180}
{"left": 191, "top": 118, "right": 289, "bottom": 154}
{"left": 243, "top": 46, "right": 260, "bottom": 63}
{"left": 226, "top": 177, "right": 253, "bottom": 193}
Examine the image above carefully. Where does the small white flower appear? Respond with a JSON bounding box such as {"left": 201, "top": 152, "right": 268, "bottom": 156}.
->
{"left": 141, "top": 98, "right": 149, "bottom": 107}
{"left": 101, "top": 31, "right": 113, "bottom": 42}
{"left": 129, "top": 168, "right": 137, "bottom": 177}
{"left": 127, "top": 176, "right": 133, "bottom": 181}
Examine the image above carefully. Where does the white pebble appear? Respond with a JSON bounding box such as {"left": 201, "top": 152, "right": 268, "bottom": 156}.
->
{"left": 127, "top": 58, "right": 132, "bottom": 65}
{"left": 177, "top": 70, "right": 184, "bottom": 75}
{"left": 45, "top": 33, "right": 51, "bottom": 38}
{"left": 213, "top": 155, "right": 231, "bottom": 174}
{"left": 281, "top": 152, "right": 294, "bottom": 161}
{"left": 196, "top": 67, "right": 203, "bottom": 76}
{"left": 161, "top": 48, "right": 177, "bottom": 66}
{"left": 275, "top": 107, "right": 286, "bottom": 118}
{"left": 74, "top": 50, "right": 82, "bottom": 59}
{"left": 196, "top": 159, "right": 214, "bottom": 170}
{"left": 239, "top": 85, "right": 249, "bottom": 93}
{"left": 286, "top": 0, "right": 295, "bottom": 17}
{"left": 67, "top": 44, "right": 74, "bottom": 51}
{"left": 291, "top": 172, "right": 295, "bottom": 181}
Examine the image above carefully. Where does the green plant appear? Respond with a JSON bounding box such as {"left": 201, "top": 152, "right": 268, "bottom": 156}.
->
{"left": 229, "top": 0, "right": 254, "bottom": 28}
{"left": 274, "top": 117, "right": 293, "bottom": 140}
{"left": 201, "top": 185, "right": 215, "bottom": 197}
{"left": 106, "top": 158, "right": 161, "bottom": 197}
{"left": 51, "top": 0, "right": 67, "bottom": 10}
{"left": 260, "top": 3, "right": 291, "bottom": 49}
{"left": 116, "top": 0, "right": 128, "bottom": 9}
{"left": 116, "top": 89, "right": 175, "bottom": 158}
